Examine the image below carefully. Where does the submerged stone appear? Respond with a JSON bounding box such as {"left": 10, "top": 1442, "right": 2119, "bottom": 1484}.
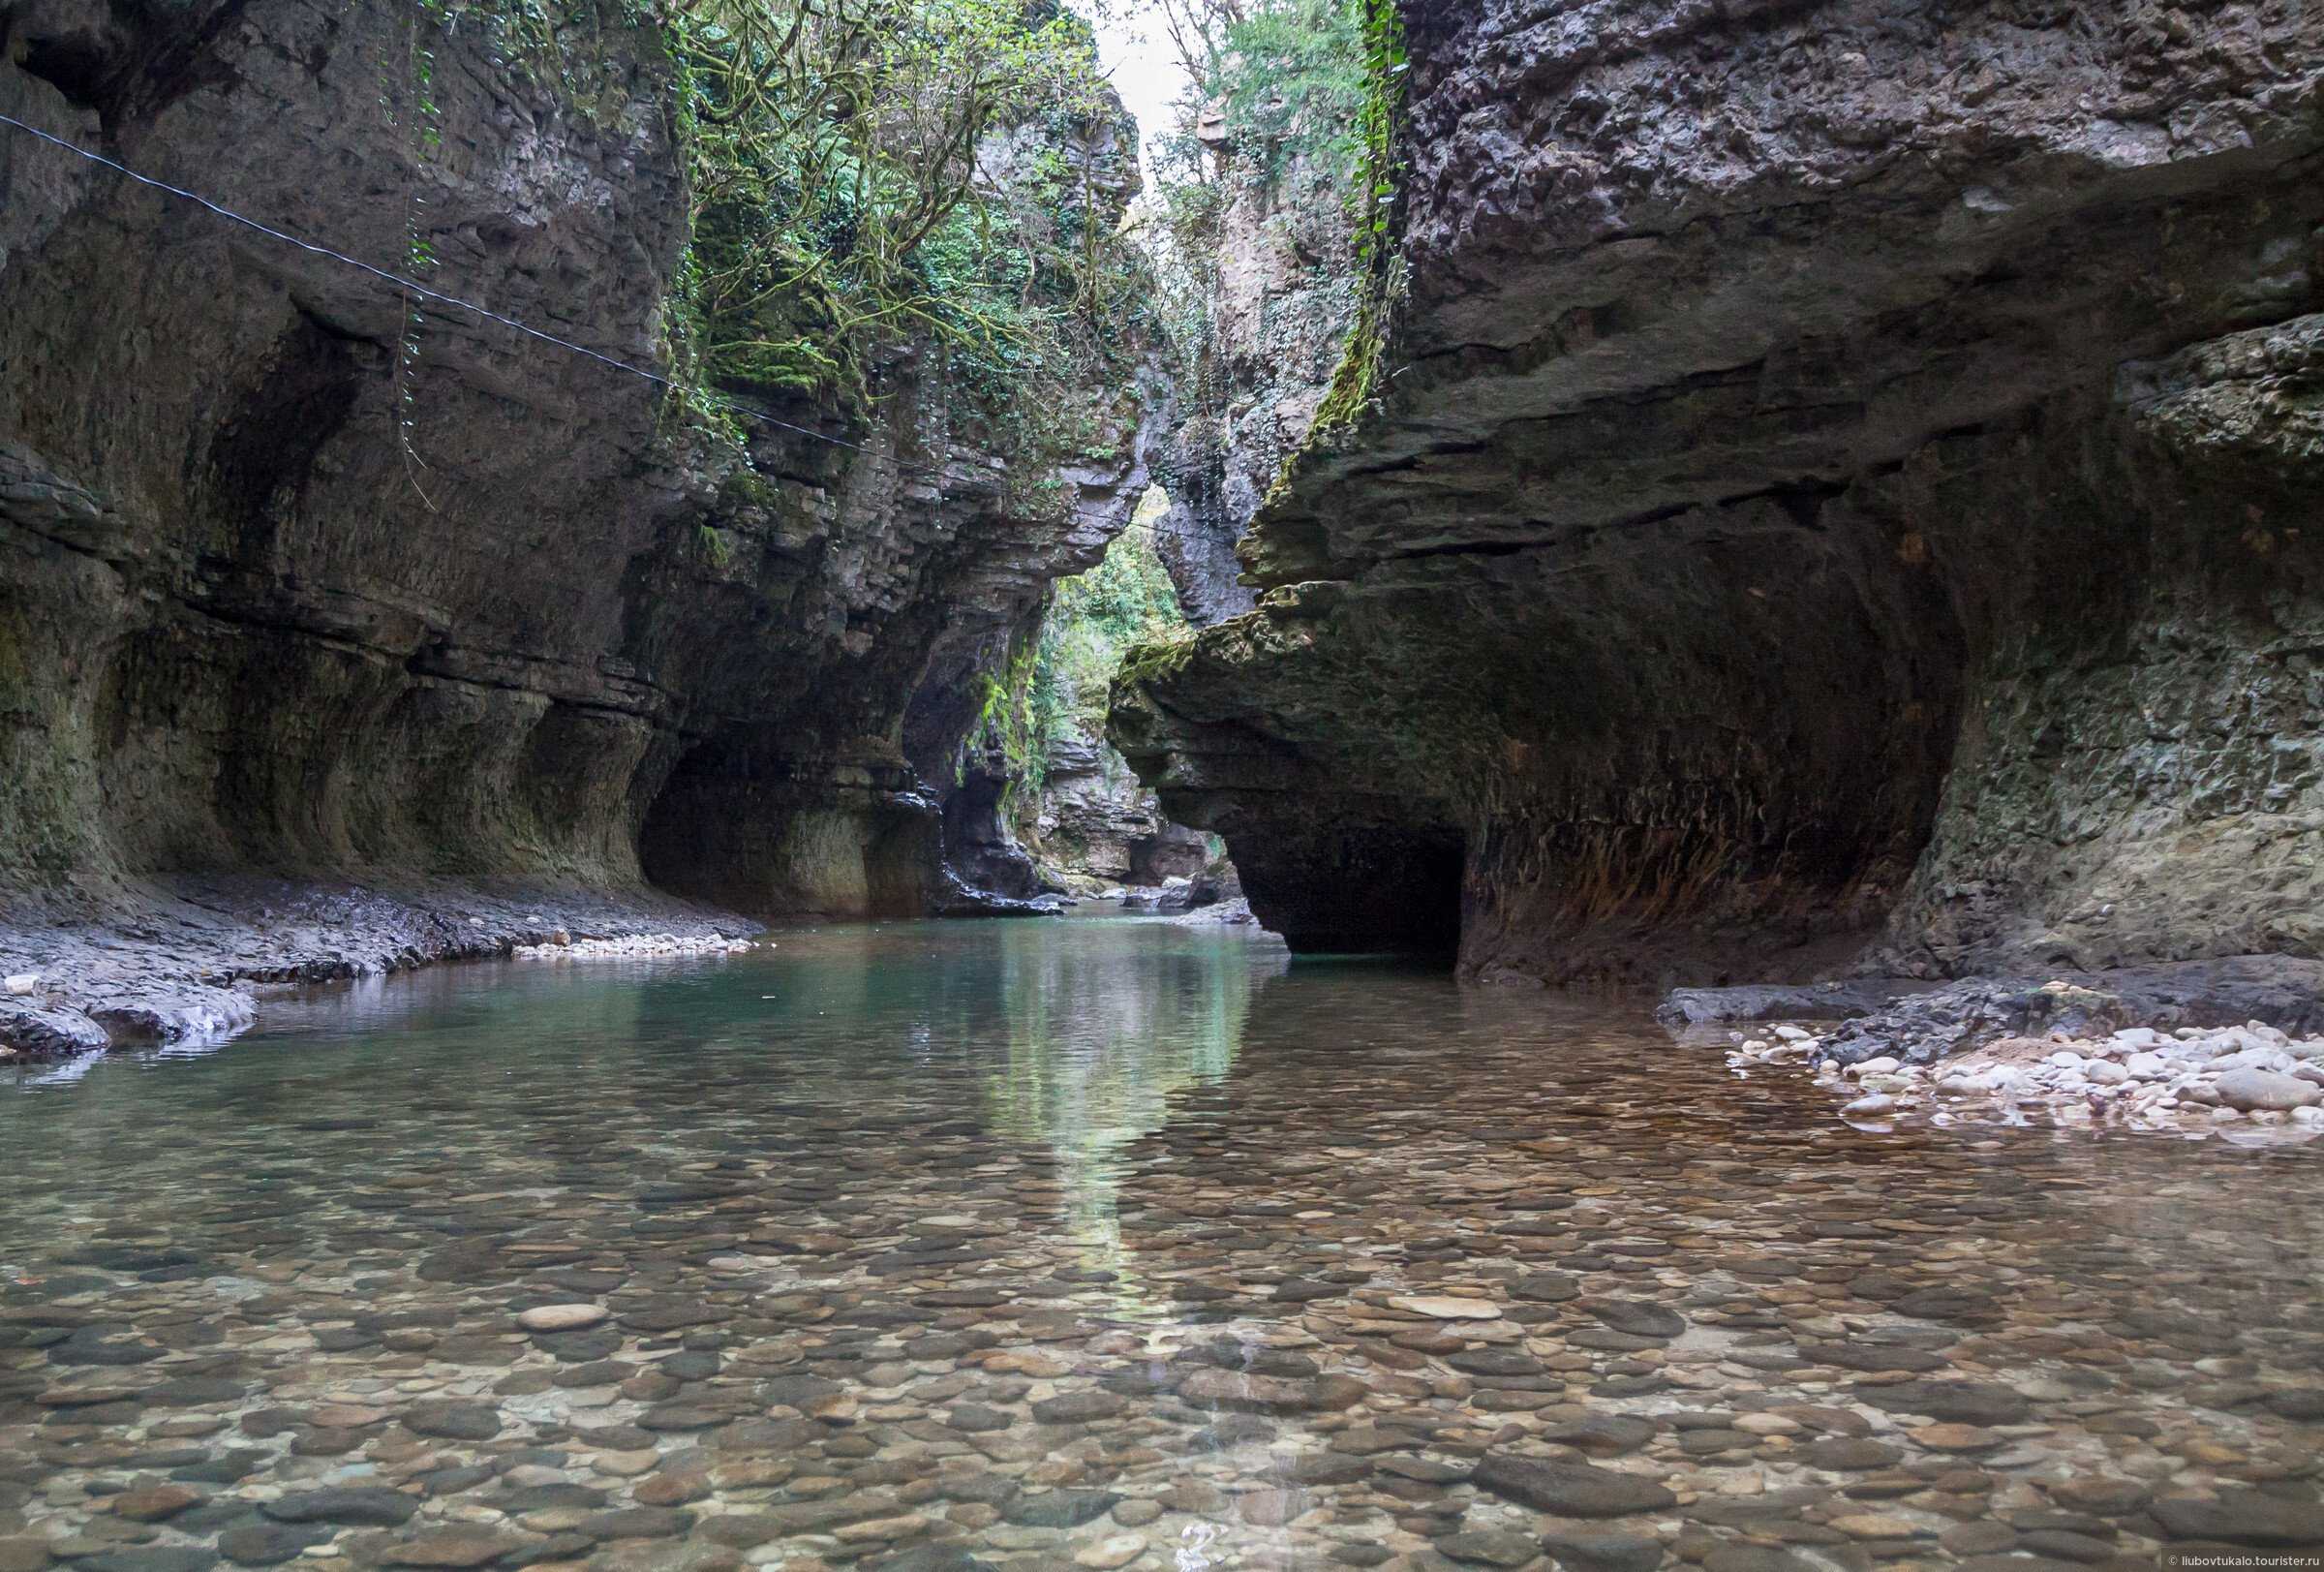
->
{"left": 1470, "top": 1456, "right": 1677, "bottom": 1518}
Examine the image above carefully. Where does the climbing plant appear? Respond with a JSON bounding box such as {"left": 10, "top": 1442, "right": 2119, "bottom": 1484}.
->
{"left": 1307, "top": 0, "right": 1407, "bottom": 438}
{"left": 662, "top": 0, "right": 1142, "bottom": 420}
{"left": 394, "top": 0, "right": 1146, "bottom": 466}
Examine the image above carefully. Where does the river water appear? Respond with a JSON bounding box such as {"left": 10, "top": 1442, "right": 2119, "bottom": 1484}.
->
{"left": 3, "top": 913, "right": 2320, "bottom": 1571}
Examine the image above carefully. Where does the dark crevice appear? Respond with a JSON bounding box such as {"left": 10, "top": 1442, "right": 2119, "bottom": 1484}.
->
{"left": 15, "top": 36, "right": 114, "bottom": 113}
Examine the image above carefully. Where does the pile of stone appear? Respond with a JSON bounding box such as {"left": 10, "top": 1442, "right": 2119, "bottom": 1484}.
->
{"left": 1728, "top": 1020, "right": 2324, "bottom": 1137}
{"left": 510, "top": 933, "right": 757, "bottom": 961}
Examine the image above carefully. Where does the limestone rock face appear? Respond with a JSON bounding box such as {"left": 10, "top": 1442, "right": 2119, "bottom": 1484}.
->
{"left": 1027, "top": 735, "right": 1208, "bottom": 888}
{"left": 1114, "top": 0, "right": 2324, "bottom": 982}
{"left": 1152, "top": 133, "right": 1356, "bottom": 627}
{"left": 0, "top": 0, "right": 1147, "bottom": 918}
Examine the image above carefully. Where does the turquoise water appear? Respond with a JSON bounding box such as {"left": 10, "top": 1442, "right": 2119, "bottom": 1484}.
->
{"left": 3, "top": 912, "right": 2321, "bottom": 1570}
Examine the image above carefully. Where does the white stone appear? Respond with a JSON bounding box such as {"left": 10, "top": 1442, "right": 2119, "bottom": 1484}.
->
{"left": 1390, "top": 1296, "right": 1502, "bottom": 1320}
{"left": 2084, "top": 1061, "right": 2129, "bottom": 1085}
{"left": 1842, "top": 1094, "right": 1898, "bottom": 1118}
{"left": 1074, "top": 1536, "right": 1147, "bottom": 1570}
{"left": 2047, "top": 1050, "right": 2084, "bottom": 1068}
{"left": 1850, "top": 1057, "right": 1901, "bottom": 1078}
{"left": 3, "top": 973, "right": 36, "bottom": 996}
{"left": 1772, "top": 1025, "right": 1812, "bottom": 1042}
{"left": 2214, "top": 1067, "right": 2322, "bottom": 1113}
{"left": 516, "top": 1304, "right": 609, "bottom": 1333}
{"left": 2125, "top": 1052, "right": 2168, "bottom": 1079}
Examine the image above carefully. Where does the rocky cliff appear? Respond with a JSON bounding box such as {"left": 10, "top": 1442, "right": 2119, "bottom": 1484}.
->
{"left": 0, "top": 0, "right": 1148, "bottom": 955}
{"left": 1149, "top": 111, "right": 1357, "bottom": 626}
{"left": 1114, "top": 0, "right": 2324, "bottom": 988}
{"left": 1024, "top": 734, "right": 1208, "bottom": 888}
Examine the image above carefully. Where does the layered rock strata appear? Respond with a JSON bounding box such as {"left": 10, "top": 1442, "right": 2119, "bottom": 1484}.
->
{"left": 1025, "top": 735, "right": 1209, "bottom": 891}
{"left": 1115, "top": 0, "right": 2324, "bottom": 987}
{"left": 0, "top": 0, "right": 1148, "bottom": 1045}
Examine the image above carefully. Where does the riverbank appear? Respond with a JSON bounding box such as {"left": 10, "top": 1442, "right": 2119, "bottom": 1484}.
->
{"left": 1667, "top": 956, "right": 2324, "bottom": 1138}
{"left": 0, "top": 878, "right": 759, "bottom": 1063}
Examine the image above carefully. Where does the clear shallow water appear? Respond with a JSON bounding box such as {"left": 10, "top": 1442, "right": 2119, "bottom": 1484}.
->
{"left": 4, "top": 913, "right": 2322, "bottom": 1572}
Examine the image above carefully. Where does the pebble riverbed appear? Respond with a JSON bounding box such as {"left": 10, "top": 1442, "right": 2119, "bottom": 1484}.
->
{"left": 4, "top": 916, "right": 2322, "bottom": 1572}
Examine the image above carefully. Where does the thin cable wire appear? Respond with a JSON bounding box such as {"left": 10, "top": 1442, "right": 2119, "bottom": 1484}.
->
{"left": 0, "top": 106, "right": 898, "bottom": 460}
{"left": 0, "top": 106, "right": 1224, "bottom": 547}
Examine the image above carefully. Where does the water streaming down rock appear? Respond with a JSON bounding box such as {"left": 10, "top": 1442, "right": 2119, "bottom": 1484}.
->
{"left": 1111, "top": 0, "right": 2324, "bottom": 994}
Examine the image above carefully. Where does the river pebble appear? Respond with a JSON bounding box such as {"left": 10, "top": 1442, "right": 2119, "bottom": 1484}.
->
{"left": 1730, "top": 1014, "right": 2324, "bottom": 1140}
{"left": 5, "top": 931, "right": 2322, "bottom": 1571}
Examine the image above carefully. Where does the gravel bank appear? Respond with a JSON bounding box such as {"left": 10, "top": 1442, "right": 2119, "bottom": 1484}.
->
{"left": 0, "top": 878, "right": 758, "bottom": 1063}
{"left": 1727, "top": 1018, "right": 2324, "bottom": 1142}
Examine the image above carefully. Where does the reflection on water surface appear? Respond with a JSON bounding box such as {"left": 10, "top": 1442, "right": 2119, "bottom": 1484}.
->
{"left": 4, "top": 913, "right": 2321, "bottom": 1570}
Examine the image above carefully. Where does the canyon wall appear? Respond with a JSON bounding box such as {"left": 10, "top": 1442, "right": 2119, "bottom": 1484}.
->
{"left": 1114, "top": 0, "right": 2324, "bottom": 985}
{"left": 0, "top": 0, "right": 1147, "bottom": 924}
{"left": 1149, "top": 121, "right": 1356, "bottom": 627}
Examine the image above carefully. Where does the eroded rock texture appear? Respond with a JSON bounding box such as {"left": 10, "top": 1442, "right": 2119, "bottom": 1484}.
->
{"left": 1114, "top": 0, "right": 2324, "bottom": 984}
{"left": 1027, "top": 734, "right": 1208, "bottom": 888}
{"left": 1150, "top": 128, "right": 1356, "bottom": 626}
{"left": 0, "top": 0, "right": 1147, "bottom": 924}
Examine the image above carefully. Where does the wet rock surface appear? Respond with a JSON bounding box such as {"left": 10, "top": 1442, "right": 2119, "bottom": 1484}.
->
{"left": 1796, "top": 959, "right": 2324, "bottom": 1067}
{"left": 6, "top": 922, "right": 2323, "bottom": 1571}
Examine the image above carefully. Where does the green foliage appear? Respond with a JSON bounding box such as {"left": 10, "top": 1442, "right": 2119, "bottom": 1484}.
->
{"left": 1032, "top": 511, "right": 1184, "bottom": 740}
{"left": 381, "top": 0, "right": 1149, "bottom": 525}
{"left": 967, "top": 642, "right": 1047, "bottom": 800}
{"left": 1308, "top": 0, "right": 1407, "bottom": 440}
{"left": 1199, "top": 0, "right": 1368, "bottom": 189}
{"left": 969, "top": 505, "right": 1186, "bottom": 817}
{"left": 662, "top": 0, "right": 1145, "bottom": 431}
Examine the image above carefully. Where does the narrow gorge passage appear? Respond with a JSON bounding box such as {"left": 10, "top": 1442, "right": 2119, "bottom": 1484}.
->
{"left": 5, "top": 0, "right": 2324, "bottom": 1568}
